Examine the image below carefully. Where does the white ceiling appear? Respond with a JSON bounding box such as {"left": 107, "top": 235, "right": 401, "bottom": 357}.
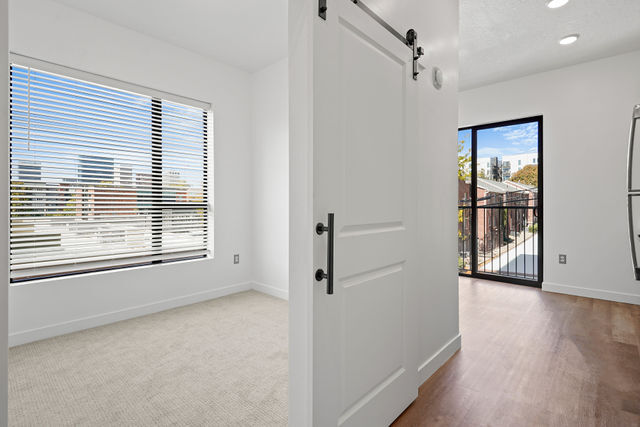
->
{"left": 460, "top": 0, "right": 640, "bottom": 90}
{"left": 52, "top": 0, "right": 288, "bottom": 72}
{"left": 52, "top": 0, "right": 640, "bottom": 86}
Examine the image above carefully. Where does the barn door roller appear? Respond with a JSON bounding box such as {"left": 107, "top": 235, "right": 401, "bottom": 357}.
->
{"left": 405, "top": 29, "right": 423, "bottom": 80}
{"left": 319, "top": 0, "right": 424, "bottom": 80}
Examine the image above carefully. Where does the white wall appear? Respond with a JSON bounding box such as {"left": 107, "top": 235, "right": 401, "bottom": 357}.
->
{"left": 460, "top": 50, "right": 640, "bottom": 305}
{"left": 8, "top": 0, "right": 255, "bottom": 345}
{"left": 409, "top": 0, "right": 461, "bottom": 384}
{"left": 251, "top": 58, "right": 289, "bottom": 299}
{"left": 288, "top": 0, "right": 460, "bottom": 423}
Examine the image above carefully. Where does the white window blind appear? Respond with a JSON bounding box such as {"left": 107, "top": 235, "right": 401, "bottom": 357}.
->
{"left": 9, "top": 62, "right": 211, "bottom": 282}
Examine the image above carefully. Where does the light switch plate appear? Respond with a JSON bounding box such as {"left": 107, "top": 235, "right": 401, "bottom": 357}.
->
{"left": 559, "top": 254, "right": 567, "bottom": 264}
{"left": 234, "top": 254, "right": 240, "bottom": 264}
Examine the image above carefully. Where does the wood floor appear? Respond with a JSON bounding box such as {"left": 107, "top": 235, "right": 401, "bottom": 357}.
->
{"left": 393, "top": 277, "right": 640, "bottom": 426}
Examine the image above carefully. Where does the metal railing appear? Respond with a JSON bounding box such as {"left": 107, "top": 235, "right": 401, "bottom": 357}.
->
{"left": 458, "top": 202, "right": 538, "bottom": 281}
{"left": 458, "top": 205, "right": 472, "bottom": 274}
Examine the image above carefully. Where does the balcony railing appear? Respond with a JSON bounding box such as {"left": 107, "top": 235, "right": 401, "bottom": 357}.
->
{"left": 458, "top": 203, "right": 538, "bottom": 281}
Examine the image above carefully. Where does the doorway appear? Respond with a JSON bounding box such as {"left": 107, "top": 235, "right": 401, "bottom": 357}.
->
{"left": 458, "top": 116, "right": 543, "bottom": 287}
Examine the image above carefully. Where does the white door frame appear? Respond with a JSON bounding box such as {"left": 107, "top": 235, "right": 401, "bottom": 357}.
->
{"left": 1, "top": 0, "right": 9, "bottom": 425}
{"left": 288, "top": 0, "right": 315, "bottom": 424}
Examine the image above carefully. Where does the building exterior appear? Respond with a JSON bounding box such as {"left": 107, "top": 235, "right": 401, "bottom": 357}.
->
{"left": 16, "top": 161, "right": 42, "bottom": 182}
{"left": 78, "top": 155, "right": 114, "bottom": 182}
{"left": 477, "top": 153, "right": 538, "bottom": 182}
{"left": 504, "top": 153, "right": 538, "bottom": 173}
{"left": 114, "top": 165, "right": 133, "bottom": 187}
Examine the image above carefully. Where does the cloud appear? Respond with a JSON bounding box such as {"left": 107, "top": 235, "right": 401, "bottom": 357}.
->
{"left": 475, "top": 122, "right": 539, "bottom": 158}
{"left": 478, "top": 145, "right": 536, "bottom": 157}
{"left": 500, "top": 123, "right": 538, "bottom": 146}
{"left": 477, "top": 147, "right": 502, "bottom": 157}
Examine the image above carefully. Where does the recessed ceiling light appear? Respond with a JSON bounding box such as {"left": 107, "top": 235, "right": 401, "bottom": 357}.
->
{"left": 559, "top": 34, "right": 579, "bottom": 45}
{"left": 547, "top": 0, "right": 570, "bottom": 8}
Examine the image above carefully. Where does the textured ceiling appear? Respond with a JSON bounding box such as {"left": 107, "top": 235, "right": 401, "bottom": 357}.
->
{"left": 51, "top": 0, "right": 288, "bottom": 72}
{"left": 51, "top": 0, "right": 640, "bottom": 85}
{"left": 460, "top": 0, "right": 640, "bottom": 90}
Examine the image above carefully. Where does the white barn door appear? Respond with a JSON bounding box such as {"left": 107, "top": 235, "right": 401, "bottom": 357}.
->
{"left": 312, "top": 1, "right": 420, "bottom": 425}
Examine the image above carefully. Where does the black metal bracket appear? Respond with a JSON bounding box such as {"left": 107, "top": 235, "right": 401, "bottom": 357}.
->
{"left": 319, "top": 0, "right": 327, "bottom": 20}
{"left": 315, "top": 268, "right": 327, "bottom": 282}
{"left": 406, "top": 29, "right": 425, "bottom": 80}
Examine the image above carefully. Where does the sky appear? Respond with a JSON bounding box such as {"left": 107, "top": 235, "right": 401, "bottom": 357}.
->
{"left": 458, "top": 129, "right": 471, "bottom": 156}
{"left": 458, "top": 122, "right": 539, "bottom": 159}
{"left": 10, "top": 64, "right": 206, "bottom": 192}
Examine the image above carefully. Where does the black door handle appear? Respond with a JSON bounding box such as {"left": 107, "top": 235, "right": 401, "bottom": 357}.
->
{"left": 315, "top": 213, "right": 334, "bottom": 294}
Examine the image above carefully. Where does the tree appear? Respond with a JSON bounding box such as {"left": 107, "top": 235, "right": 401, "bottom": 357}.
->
{"left": 457, "top": 141, "right": 471, "bottom": 251}
{"left": 458, "top": 140, "right": 471, "bottom": 181}
{"left": 511, "top": 164, "right": 538, "bottom": 186}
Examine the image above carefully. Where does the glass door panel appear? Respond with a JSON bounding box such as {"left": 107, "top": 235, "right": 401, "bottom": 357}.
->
{"left": 458, "top": 129, "right": 472, "bottom": 274}
{"left": 458, "top": 117, "right": 542, "bottom": 286}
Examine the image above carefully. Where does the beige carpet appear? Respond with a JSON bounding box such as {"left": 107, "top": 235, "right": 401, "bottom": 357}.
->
{"left": 9, "top": 290, "right": 288, "bottom": 426}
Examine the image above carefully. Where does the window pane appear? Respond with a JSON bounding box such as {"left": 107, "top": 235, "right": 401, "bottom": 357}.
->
{"left": 475, "top": 121, "right": 539, "bottom": 280}
{"left": 9, "top": 63, "right": 210, "bottom": 282}
{"left": 457, "top": 129, "right": 471, "bottom": 274}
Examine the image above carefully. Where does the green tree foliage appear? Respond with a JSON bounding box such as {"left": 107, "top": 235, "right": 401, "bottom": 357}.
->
{"left": 10, "top": 181, "right": 29, "bottom": 216}
{"left": 511, "top": 164, "right": 538, "bottom": 187}
{"left": 457, "top": 141, "right": 471, "bottom": 238}
{"left": 458, "top": 140, "right": 471, "bottom": 181}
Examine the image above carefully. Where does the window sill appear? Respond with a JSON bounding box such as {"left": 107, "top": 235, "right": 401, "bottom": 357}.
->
{"left": 9, "top": 254, "right": 214, "bottom": 287}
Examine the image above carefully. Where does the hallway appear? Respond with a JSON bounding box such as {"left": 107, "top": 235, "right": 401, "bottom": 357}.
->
{"left": 394, "top": 277, "right": 640, "bottom": 426}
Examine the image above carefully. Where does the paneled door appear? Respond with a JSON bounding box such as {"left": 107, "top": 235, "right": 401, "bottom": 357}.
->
{"left": 313, "top": 1, "right": 420, "bottom": 425}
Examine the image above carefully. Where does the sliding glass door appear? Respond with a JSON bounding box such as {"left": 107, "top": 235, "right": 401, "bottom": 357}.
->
{"left": 458, "top": 117, "right": 543, "bottom": 287}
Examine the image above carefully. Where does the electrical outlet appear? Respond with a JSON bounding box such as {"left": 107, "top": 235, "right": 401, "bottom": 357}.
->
{"left": 233, "top": 254, "right": 240, "bottom": 264}
{"left": 559, "top": 254, "right": 567, "bottom": 264}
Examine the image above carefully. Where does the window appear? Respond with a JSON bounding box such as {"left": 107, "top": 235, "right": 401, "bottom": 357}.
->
{"left": 9, "top": 59, "right": 211, "bottom": 282}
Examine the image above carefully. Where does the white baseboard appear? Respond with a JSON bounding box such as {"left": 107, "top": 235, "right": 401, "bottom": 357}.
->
{"left": 543, "top": 281, "right": 640, "bottom": 305}
{"left": 418, "top": 333, "right": 461, "bottom": 385}
{"left": 9, "top": 281, "right": 253, "bottom": 347}
{"left": 251, "top": 281, "right": 289, "bottom": 300}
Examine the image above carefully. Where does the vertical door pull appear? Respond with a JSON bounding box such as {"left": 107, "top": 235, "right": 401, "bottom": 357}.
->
{"left": 628, "top": 105, "right": 640, "bottom": 192}
{"left": 315, "top": 213, "right": 335, "bottom": 294}
{"left": 628, "top": 106, "right": 640, "bottom": 280}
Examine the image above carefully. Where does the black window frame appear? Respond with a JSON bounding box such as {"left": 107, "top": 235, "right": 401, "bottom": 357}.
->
{"left": 458, "top": 115, "right": 543, "bottom": 288}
